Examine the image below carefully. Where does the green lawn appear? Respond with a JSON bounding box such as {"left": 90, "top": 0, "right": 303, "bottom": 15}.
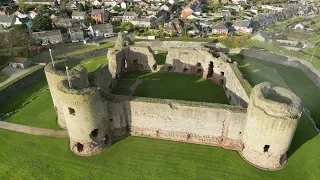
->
{"left": 112, "top": 72, "right": 229, "bottom": 104}
{"left": 0, "top": 113, "right": 319, "bottom": 179}
{"left": 155, "top": 50, "right": 168, "bottom": 65}
{"left": 57, "top": 42, "right": 115, "bottom": 59}
{"left": 230, "top": 54, "right": 320, "bottom": 129}
{"left": 31, "top": 44, "right": 91, "bottom": 63}
{"left": 70, "top": 55, "right": 108, "bottom": 72}
{"left": 0, "top": 74, "right": 9, "bottom": 83}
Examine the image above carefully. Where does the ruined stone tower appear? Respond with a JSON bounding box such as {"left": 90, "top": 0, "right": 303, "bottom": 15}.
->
{"left": 240, "top": 82, "right": 302, "bottom": 170}
{"left": 44, "top": 60, "right": 67, "bottom": 129}
{"left": 57, "top": 66, "right": 111, "bottom": 156}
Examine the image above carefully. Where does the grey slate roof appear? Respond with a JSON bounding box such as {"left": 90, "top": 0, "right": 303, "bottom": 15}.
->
{"left": 0, "top": 14, "right": 15, "bottom": 23}
{"left": 8, "top": 57, "right": 28, "bottom": 63}
{"left": 91, "top": 9, "right": 106, "bottom": 16}
{"left": 32, "top": 30, "right": 62, "bottom": 38}
{"left": 91, "top": 23, "right": 113, "bottom": 31}
{"left": 233, "top": 20, "right": 251, "bottom": 27}
{"left": 72, "top": 11, "right": 87, "bottom": 17}
{"left": 123, "top": 11, "right": 136, "bottom": 16}
{"left": 212, "top": 23, "right": 228, "bottom": 30}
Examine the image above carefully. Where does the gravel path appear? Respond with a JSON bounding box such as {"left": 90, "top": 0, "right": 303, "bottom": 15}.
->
{"left": 0, "top": 121, "right": 68, "bottom": 138}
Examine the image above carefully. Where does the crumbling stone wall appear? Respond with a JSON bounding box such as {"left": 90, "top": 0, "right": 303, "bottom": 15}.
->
{"left": 88, "top": 65, "right": 112, "bottom": 93}
{"left": 241, "top": 82, "right": 302, "bottom": 170}
{"left": 134, "top": 41, "right": 223, "bottom": 51}
{"left": 108, "top": 97, "right": 247, "bottom": 150}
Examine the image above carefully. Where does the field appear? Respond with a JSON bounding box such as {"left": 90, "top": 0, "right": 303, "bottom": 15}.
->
{"left": 0, "top": 54, "right": 319, "bottom": 179}
{"left": 230, "top": 54, "right": 320, "bottom": 128}
{"left": 0, "top": 74, "right": 9, "bottom": 83}
{"left": 112, "top": 72, "right": 229, "bottom": 104}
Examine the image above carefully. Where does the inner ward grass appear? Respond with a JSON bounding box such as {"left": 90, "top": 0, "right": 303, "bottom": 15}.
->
{"left": 112, "top": 72, "right": 229, "bottom": 104}
{"left": 231, "top": 54, "right": 320, "bottom": 128}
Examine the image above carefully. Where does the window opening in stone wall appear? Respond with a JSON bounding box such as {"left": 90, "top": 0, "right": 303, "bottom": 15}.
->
{"left": 183, "top": 68, "right": 188, "bottom": 73}
{"left": 207, "top": 61, "right": 214, "bottom": 79}
{"left": 76, "top": 142, "right": 84, "bottom": 152}
{"left": 221, "top": 71, "right": 225, "bottom": 76}
{"left": 197, "top": 62, "right": 201, "bottom": 67}
{"left": 91, "top": 129, "right": 99, "bottom": 137}
{"left": 264, "top": 145, "right": 270, "bottom": 152}
{"left": 110, "top": 118, "right": 113, "bottom": 121}
{"left": 152, "top": 64, "right": 157, "bottom": 70}
{"left": 68, "top": 107, "right": 75, "bottom": 116}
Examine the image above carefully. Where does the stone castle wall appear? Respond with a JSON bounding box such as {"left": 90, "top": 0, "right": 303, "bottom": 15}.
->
{"left": 134, "top": 41, "right": 225, "bottom": 51}
{"left": 108, "top": 97, "right": 247, "bottom": 150}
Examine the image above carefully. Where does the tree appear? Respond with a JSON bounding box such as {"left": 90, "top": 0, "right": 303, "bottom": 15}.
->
{"left": 84, "top": 4, "right": 90, "bottom": 11}
{"left": 18, "top": 0, "right": 26, "bottom": 10}
{"left": 78, "top": 3, "right": 85, "bottom": 12}
{"left": 32, "top": 15, "right": 53, "bottom": 31}
{"left": 84, "top": 16, "right": 96, "bottom": 26}
{"left": 37, "top": 4, "right": 47, "bottom": 10}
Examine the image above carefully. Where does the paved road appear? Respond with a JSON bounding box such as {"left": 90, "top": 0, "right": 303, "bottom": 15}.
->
{"left": 0, "top": 65, "right": 40, "bottom": 87}
{"left": 0, "top": 121, "right": 69, "bottom": 138}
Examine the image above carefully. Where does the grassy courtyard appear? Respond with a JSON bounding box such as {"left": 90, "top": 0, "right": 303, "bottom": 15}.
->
{"left": 155, "top": 50, "right": 168, "bottom": 65}
{"left": 230, "top": 54, "right": 320, "bottom": 129}
{"left": 112, "top": 72, "right": 229, "bottom": 104}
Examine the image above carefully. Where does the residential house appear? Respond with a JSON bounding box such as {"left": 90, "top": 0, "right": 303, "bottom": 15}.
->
{"left": 104, "top": 0, "right": 118, "bottom": 7}
{"left": 181, "top": 0, "right": 202, "bottom": 18}
{"left": 212, "top": 23, "right": 228, "bottom": 35}
{"left": 153, "top": 9, "right": 168, "bottom": 24}
{"left": 146, "top": 8, "right": 158, "bottom": 16}
{"left": 187, "top": 23, "right": 200, "bottom": 36}
{"left": 31, "top": 30, "right": 63, "bottom": 43}
{"left": 54, "top": 18, "right": 84, "bottom": 28}
{"left": 293, "top": 23, "right": 305, "bottom": 30}
{"left": 72, "top": 11, "right": 87, "bottom": 20}
{"left": 233, "top": 20, "right": 252, "bottom": 34}
{"left": 123, "top": 12, "right": 138, "bottom": 22}
{"left": 15, "top": 10, "right": 29, "bottom": 19}
{"left": 161, "top": 2, "right": 173, "bottom": 12}
{"left": 69, "top": 27, "right": 84, "bottom": 40}
{"left": 14, "top": 17, "right": 33, "bottom": 29}
{"left": 23, "top": 0, "right": 57, "bottom": 5}
{"left": 88, "top": 23, "right": 113, "bottom": 37}
{"left": 131, "top": 17, "right": 155, "bottom": 28}
{"left": 8, "top": 57, "right": 32, "bottom": 69}
{"left": 91, "top": 8, "right": 109, "bottom": 24}
{"left": 0, "top": 14, "right": 15, "bottom": 28}
{"left": 251, "top": 30, "right": 268, "bottom": 42}
{"left": 0, "top": 7, "right": 5, "bottom": 15}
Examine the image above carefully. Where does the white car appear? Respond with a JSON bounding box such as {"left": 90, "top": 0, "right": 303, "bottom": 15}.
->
{"left": 72, "top": 39, "right": 80, "bottom": 43}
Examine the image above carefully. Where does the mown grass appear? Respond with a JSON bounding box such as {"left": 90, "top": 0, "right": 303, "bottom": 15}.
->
{"left": 231, "top": 54, "right": 320, "bottom": 129}
{"left": 0, "top": 65, "right": 44, "bottom": 91}
{"left": 0, "top": 74, "right": 9, "bottom": 83}
{"left": 57, "top": 42, "right": 115, "bottom": 59}
{"left": 70, "top": 55, "right": 108, "bottom": 72}
{"left": 113, "top": 72, "right": 229, "bottom": 104}
{"left": 0, "top": 113, "right": 319, "bottom": 179}
{"left": 155, "top": 50, "right": 168, "bottom": 65}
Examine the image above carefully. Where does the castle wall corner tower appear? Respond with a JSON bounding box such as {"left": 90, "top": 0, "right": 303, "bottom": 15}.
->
{"left": 57, "top": 66, "right": 111, "bottom": 156}
{"left": 44, "top": 61, "right": 68, "bottom": 129}
{"left": 240, "top": 82, "right": 302, "bottom": 170}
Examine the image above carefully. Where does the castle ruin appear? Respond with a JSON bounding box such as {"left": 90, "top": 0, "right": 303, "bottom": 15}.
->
{"left": 44, "top": 33, "right": 302, "bottom": 171}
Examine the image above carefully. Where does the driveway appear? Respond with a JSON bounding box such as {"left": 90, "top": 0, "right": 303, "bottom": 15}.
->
{"left": 0, "top": 65, "right": 39, "bottom": 87}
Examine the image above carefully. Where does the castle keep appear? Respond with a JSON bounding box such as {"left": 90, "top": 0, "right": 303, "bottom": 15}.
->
{"left": 44, "top": 33, "right": 302, "bottom": 171}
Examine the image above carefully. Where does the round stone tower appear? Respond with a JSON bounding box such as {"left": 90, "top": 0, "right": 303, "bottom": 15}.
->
{"left": 240, "top": 82, "right": 302, "bottom": 170}
{"left": 57, "top": 66, "right": 111, "bottom": 156}
{"left": 44, "top": 60, "right": 68, "bottom": 129}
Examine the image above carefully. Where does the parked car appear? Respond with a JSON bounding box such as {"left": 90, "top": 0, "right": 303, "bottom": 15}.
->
{"left": 72, "top": 39, "right": 80, "bottom": 43}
